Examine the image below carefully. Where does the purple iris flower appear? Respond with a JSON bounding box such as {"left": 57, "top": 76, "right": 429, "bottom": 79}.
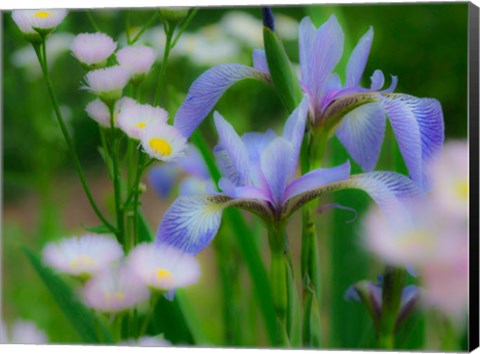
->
{"left": 345, "top": 276, "right": 420, "bottom": 329}
{"left": 148, "top": 145, "right": 215, "bottom": 198}
{"left": 173, "top": 15, "right": 444, "bottom": 190}
{"left": 156, "top": 97, "right": 422, "bottom": 255}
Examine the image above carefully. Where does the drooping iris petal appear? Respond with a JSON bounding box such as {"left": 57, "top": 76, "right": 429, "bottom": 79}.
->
{"left": 282, "top": 96, "right": 309, "bottom": 179}
{"left": 285, "top": 171, "right": 422, "bottom": 217}
{"left": 214, "top": 112, "right": 252, "bottom": 186}
{"left": 298, "top": 16, "right": 317, "bottom": 90}
{"left": 155, "top": 196, "right": 225, "bottom": 254}
{"left": 155, "top": 195, "right": 272, "bottom": 254}
{"left": 174, "top": 64, "right": 270, "bottom": 138}
{"left": 370, "top": 70, "right": 385, "bottom": 91}
{"left": 283, "top": 161, "right": 351, "bottom": 201}
{"left": 310, "top": 15, "right": 344, "bottom": 108}
{"left": 252, "top": 49, "right": 269, "bottom": 74}
{"left": 336, "top": 102, "right": 386, "bottom": 172}
{"left": 346, "top": 26, "right": 373, "bottom": 88}
{"left": 382, "top": 94, "right": 444, "bottom": 190}
{"left": 260, "top": 137, "right": 295, "bottom": 206}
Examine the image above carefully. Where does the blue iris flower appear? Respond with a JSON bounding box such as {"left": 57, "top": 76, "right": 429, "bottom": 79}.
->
{"left": 156, "top": 97, "right": 422, "bottom": 255}
{"left": 173, "top": 15, "right": 444, "bottom": 191}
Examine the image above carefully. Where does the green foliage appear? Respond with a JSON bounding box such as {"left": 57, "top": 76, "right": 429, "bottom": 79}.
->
{"left": 22, "top": 247, "right": 114, "bottom": 344}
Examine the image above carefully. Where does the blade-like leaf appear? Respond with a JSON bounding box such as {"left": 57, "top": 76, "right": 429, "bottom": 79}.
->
{"left": 22, "top": 247, "right": 113, "bottom": 344}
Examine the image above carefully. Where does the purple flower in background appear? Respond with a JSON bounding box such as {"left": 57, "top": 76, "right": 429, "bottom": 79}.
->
{"left": 345, "top": 276, "right": 420, "bottom": 330}
{"left": 148, "top": 145, "right": 214, "bottom": 198}
{"left": 173, "top": 15, "right": 444, "bottom": 190}
{"left": 156, "top": 97, "right": 422, "bottom": 255}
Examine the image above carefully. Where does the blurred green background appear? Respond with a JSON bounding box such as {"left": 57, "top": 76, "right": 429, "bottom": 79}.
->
{"left": 2, "top": 3, "right": 468, "bottom": 349}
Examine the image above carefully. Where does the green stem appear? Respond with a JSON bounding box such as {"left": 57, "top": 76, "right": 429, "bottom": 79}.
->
{"left": 130, "top": 12, "right": 159, "bottom": 44}
{"left": 378, "top": 266, "right": 405, "bottom": 349}
{"left": 153, "top": 21, "right": 176, "bottom": 106}
{"left": 108, "top": 105, "right": 125, "bottom": 247}
{"left": 132, "top": 151, "right": 145, "bottom": 247}
{"left": 171, "top": 8, "right": 199, "bottom": 48}
{"left": 268, "top": 222, "right": 291, "bottom": 347}
{"left": 299, "top": 127, "right": 327, "bottom": 347}
{"left": 139, "top": 293, "right": 160, "bottom": 337}
{"left": 34, "top": 39, "right": 116, "bottom": 234}
{"left": 86, "top": 11, "right": 101, "bottom": 32}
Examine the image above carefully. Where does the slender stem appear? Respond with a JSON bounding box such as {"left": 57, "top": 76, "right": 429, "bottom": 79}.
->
{"left": 34, "top": 39, "right": 116, "bottom": 233}
{"left": 86, "top": 11, "right": 101, "bottom": 32}
{"left": 132, "top": 150, "right": 145, "bottom": 247}
{"left": 139, "top": 293, "right": 160, "bottom": 337}
{"left": 108, "top": 105, "right": 125, "bottom": 247}
{"left": 268, "top": 222, "right": 291, "bottom": 347}
{"left": 299, "top": 128, "right": 324, "bottom": 347}
{"left": 171, "top": 8, "right": 199, "bottom": 48}
{"left": 378, "top": 266, "right": 405, "bottom": 349}
{"left": 153, "top": 21, "right": 176, "bottom": 106}
{"left": 130, "top": 12, "right": 159, "bottom": 44}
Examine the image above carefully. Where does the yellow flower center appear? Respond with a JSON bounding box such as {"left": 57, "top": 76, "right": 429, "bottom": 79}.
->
{"left": 69, "top": 255, "right": 96, "bottom": 270}
{"left": 149, "top": 138, "right": 172, "bottom": 156}
{"left": 397, "top": 229, "right": 433, "bottom": 249}
{"left": 454, "top": 180, "right": 469, "bottom": 201}
{"left": 34, "top": 11, "right": 50, "bottom": 18}
{"left": 104, "top": 291, "right": 126, "bottom": 303}
{"left": 156, "top": 268, "right": 172, "bottom": 283}
{"left": 134, "top": 122, "right": 146, "bottom": 129}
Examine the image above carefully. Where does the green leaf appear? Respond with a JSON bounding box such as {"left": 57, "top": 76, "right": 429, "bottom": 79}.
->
{"left": 175, "top": 289, "right": 210, "bottom": 344}
{"left": 82, "top": 224, "right": 112, "bottom": 234}
{"left": 138, "top": 210, "right": 153, "bottom": 243}
{"left": 263, "top": 27, "right": 303, "bottom": 113}
{"left": 22, "top": 247, "right": 113, "bottom": 344}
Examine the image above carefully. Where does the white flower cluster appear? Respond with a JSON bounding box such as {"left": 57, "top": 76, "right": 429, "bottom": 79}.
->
{"left": 42, "top": 234, "right": 200, "bottom": 314}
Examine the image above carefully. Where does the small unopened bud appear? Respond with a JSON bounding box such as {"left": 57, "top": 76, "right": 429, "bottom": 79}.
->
{"left": 138, "top": 182, "right": 147, "bottom": 194}
{"left": 159, "top": 7, "right": 189, "bottom": 23}
{"left": 262, "top": 7, "right": 275, "bottom": 31}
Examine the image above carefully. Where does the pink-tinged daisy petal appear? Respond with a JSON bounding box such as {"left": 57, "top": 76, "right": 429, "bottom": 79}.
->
{"left": 84, "top": 66, "right": 131, "bottom": 103}
{"left": 140, "top": 122, "right": 188, "bottom": 162}
{"left": 127, "top": 243, "right": 200, "bottom": 291}
{"left": 12, "top": 9, "right": 67, "bottom": 38}
{"left": 117, "top": 45, "right": 157, "bottom": 76}
{"left": 42, "top": 234, "right": 124, "bottom": 278}
{"left": 117, "top": 101, "right": 168, "bottom": 140}
{"left": 82, "top": 265, "right": 150, "bottom": 313}
{"left": 71, "top": 32, "right": 116, "bottom": 67}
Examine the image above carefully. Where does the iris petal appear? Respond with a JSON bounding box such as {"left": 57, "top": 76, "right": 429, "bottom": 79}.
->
{"left": 346, "top": 26, "right": 374, "bottom": 88}
{"left": 336, "top": 102, "right": 386, "bottom": 172}
{"left": 252, "top": 49, "right": 269, "bottom": 74}
{"left": 214, "top": 112, "right": 252, "bottom": 186}
{"left": 382, "top": 94, "right": 444, "bottom": 190}
{"left": 174, "top": 64, "right": 270, "bottom": 138}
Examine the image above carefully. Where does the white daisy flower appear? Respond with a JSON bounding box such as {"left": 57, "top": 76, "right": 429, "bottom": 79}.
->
{"left": 82, "top": 265, "right": 150, "bottom": 314}
{"left": 84, "top": 65, "right": 131, "bottom": 105}
{"left": 71, "top": 32, "right": 117, "bottom": 69}
{"left": 42, "top": 234, "right": 124, "bottom": 279}
{"left": 1, "top": 320, "right": 48, "bottom": 344}
{"left": 117, "top": 101, "right": 168, "bottom": 140}
{"left": 12, "top": 9, "right": 67, "bottom": 40}
{"left": 127, "top": 243, "right": 200, "bottom": 292}
{"left": 116, "top": 45, "right": 156, "bottom": 81}
{"left": 140, "top": 122, "right": 188, "bottom": 162}
{"left": 85, "top": 96, "right": 136, "bottom": 128}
